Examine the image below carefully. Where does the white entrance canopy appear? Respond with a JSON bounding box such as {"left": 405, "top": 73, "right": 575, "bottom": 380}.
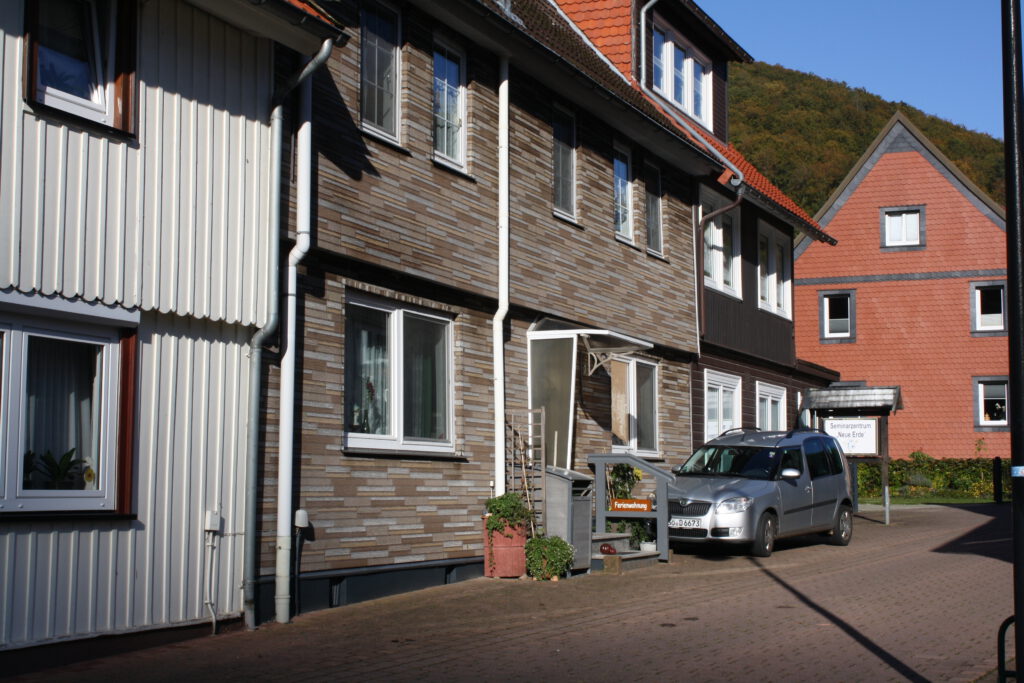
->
{"left": 528, "top": 319, "right": 652, "bottom": 376}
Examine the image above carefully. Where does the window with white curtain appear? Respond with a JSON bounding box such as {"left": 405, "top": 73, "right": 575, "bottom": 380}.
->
{"left": 0, "top": 316, "right": 124, "bottom": 512}
{"left": 650, "top": 16, "right": 712, "bottom": 127}
{"left": 756, "top": 382, "right": 786, "bottom": 431}
{"left": 702, "top": 193, "right": 740, "bottom": 298}
{"left": 705, "top": 370, "right": 740, "bottom": 440}
{"left": 882, "top": 206, "right": 925, "bottom": 248}
{"left": 757, "top": 221, "right": 792, "bottom": 318}
{"left": 611, "top": 357, "right": 659, "bottom": 456}
{"left": 344, "top": 295, "right": 453, "bottom": 453}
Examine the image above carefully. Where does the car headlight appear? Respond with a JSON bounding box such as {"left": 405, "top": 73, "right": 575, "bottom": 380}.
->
{"left": 716, "top": 497, "right": 753, "bottom": 514}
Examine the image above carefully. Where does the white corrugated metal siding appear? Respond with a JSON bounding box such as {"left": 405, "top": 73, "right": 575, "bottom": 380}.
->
{"left": 0, "top": 0, "right": 275, "bottom": 649}
{"left": 0, "top": 0, "right": 272, "bottom": 327}
{"left": 0, "top": 312, "right": 251, "bottom": 649}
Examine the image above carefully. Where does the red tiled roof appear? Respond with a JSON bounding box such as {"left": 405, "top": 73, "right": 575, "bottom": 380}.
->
{"left": 279, "top": 0, "right": 341, "bottom": 30}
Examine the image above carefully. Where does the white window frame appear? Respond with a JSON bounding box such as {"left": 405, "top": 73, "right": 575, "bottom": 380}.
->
{"left": 432, "top": 37, "right": 466, "bottom": 168}
{"left": 701, "top": 190, "right": 741, "bottom": 298}
{"left": 757, "top": 221, "right": 792, "bottom": 318}
{"left": 360, "top": 1, "right": 401, "bottom": 142}
{"left": 611, "top": 357, "right": 659, "bottom": 457}
{"left": 645, "top": 162, "right": 663, "bottom": 255}
{"left": 971, "top": 281, "right": 1006, "bottom": 334}
{"left": 705, "top": 369, "right": 741, "bottom": 440}
{"left": 820, "top": 290, "right": 856, "bottom": 341}
{"left": 650, "top": 15, "right": 712, "bottom": 128}
{"left": 552, "top": 105, "right": 576, "bottom": 219}
{"left": 343, "top": 294, "right": 454, "bottom": 455}
{"left": 756, "top": 382, "right": 787, "bottom": 431}
{"left": 0, "top": 314, "right": 121, "bottom": 512}
{"left": 975, "top": 377, "right": 1008, "bottom": 430}
{"left": 613, "top": 142, "right": 633, "bottom": 242}
{"left": 881, "top": 206, "right": 925, "bottom": 249}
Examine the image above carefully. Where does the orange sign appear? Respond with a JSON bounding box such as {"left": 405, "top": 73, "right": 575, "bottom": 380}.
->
{"left": 611, "top": 498, "right": 651, "bottom": 512}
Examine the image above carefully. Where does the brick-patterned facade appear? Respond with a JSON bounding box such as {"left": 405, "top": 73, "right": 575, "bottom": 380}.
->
{"left": 257, "top": 0, "right": 838, "bottom": 615}
{"left": 794, "top": 113, "right": 1008, "bottom": 460}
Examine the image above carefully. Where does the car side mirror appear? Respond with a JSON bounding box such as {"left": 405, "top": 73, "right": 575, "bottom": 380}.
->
{"left": 780, "top": 468, "right": 801, "bottom": 479}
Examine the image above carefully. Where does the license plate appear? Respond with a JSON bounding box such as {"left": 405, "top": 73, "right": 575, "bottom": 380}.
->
{"left": 669, "top": 516, "right": 701, "bottom": 529}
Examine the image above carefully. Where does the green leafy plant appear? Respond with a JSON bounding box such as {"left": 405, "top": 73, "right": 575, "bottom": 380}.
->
{"left": 23, "top": 448, "right": 84, "bottom": 490}
{"left": 525, "top": 535, "right": 574, "bottom": 580}
{"left": 608, "top": 463, "right": 643, "bottom": 499}
{"left": 856, "top": 454, "right": 1011, "bottom": 501}
{"left": 485, "top": 491, "right": 531, "bottom": 538}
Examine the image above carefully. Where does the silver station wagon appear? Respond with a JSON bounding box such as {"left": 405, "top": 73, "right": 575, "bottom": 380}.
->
{"left": 667, "top": 428, "right": 854, "bottom": 557}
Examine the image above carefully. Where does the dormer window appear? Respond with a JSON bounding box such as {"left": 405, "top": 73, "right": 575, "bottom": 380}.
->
{"left": 651, "top": 18, "right": 711, "bottom": 128}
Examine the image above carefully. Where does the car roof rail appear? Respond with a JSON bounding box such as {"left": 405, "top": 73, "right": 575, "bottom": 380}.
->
{"left": 718, "top": 426, "right": 762, "bottom": 441}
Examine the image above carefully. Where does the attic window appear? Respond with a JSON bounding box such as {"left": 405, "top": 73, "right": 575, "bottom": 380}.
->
{"left": 650, "top": 17, "right": 711, "bottom": 128}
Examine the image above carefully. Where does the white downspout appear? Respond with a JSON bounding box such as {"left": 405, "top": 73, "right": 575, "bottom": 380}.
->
{"left": 245, "top": 37, "right": 333, "bottom": 631}
{"left": 276, "top": 75, "right": 314, "bottom": 625}
{"left": 492, "top": 57, "right": 510, "bottom": 496}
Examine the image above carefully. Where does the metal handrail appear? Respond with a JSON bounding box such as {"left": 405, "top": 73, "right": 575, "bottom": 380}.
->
{"left": 587, "top": 453, "right": 674, "bottom": 562}
{"left": 999, "top": 615, "right": 1015, "bottom": 682}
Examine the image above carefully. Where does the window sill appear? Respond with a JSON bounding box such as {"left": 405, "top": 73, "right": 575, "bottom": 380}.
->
{"left": 646, "top": 248, "right": 668, "bottom": 262}
{"left": 704, "top": 282, "right": 742, "bottom": 302}
{"left": 758, "top": 305, "right": 792, "bottom": 321}
{"left": 615, "top": 233, "right": 640, "bottom": 250}
{"left": 0, "top": 510, "right": 137, "bottom": 521}
{"left": 971, "top": 329, "right": 1008, "bottom": 337}
{"left": 25, "top": 100, "right": 137, "bottom": 143}
{"left": 881, "top": 245, "right": 925, "bottom": 252}
{"left": 432, "top": 156, "right": 475, "bottom": 182}
{"left": 820, "top": 336, "right": 856, "bottom": 345}
{"left": 361, "top": 126, "right": 412, "bottom": 156}
{"left": 344, "top": 446, "right": 466, "bottom": 461}
{"left": 976, "top": 425, "right": 1009, "bottom": 432}
{"left": 553, "top": 209, "right": 581, "bottom": 228}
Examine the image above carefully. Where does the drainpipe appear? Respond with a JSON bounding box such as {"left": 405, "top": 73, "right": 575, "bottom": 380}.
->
{"left": 275, "top": 73, "right": 314, "bottom": 625}
{"left": 244, "top": 37, "right": 333, "bottom": 631}
{"left": 492, "top": 57, "right": 510, "bottom": 496}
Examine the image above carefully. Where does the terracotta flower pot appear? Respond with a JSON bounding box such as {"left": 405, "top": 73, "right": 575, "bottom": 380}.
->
{"left": 483, "top": 519, "right": 527, "bottom": 578}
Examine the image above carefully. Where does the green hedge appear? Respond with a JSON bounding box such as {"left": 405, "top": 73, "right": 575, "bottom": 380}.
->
{"left": 854, "top": 451, "right": 1011, "bottom": 500}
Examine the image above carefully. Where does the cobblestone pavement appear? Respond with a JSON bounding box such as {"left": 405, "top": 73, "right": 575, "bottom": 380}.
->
{"left": 7, "top": 503, "right": 1015, "bottom": 682}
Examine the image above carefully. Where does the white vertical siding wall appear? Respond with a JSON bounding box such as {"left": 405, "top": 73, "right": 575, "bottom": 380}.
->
{"left": 0, "top": 0, "right": 272, "bottom": 327}
{"left": 0, "top": 312, "right": 251, "bottom": 649}
{"left": 0, "top": 0, "right": 276, "bottom": 649}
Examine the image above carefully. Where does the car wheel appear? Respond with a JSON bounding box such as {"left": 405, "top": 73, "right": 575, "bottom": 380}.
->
{"left": 751, "top": 512, "right": 776, "bottom": 557}
{"left": 828, "top": 505, "right": 853, "bottom": 546}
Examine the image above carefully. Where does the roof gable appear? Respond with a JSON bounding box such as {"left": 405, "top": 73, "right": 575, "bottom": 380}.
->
{"left": 814, "top": 112, "right": 1005, "bottom": 233}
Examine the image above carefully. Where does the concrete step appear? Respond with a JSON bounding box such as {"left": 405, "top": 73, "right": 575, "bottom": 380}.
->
{"left": 590, "top": 549, "right": 660, "bottom": 574}
{"left": 591, "top": 532, "right": 632, "bottom": 555}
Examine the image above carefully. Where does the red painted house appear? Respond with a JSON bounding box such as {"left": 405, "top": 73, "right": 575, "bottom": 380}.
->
{"left": 794, "top": 112, "right": 1008, "bottom": 460}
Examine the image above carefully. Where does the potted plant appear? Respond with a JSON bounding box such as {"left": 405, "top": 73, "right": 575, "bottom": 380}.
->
{"left": 525, "top": 535, "right": 574, "bottom": 580}
{"left": 483, "top": 492, "right": 531, "bottom": 578}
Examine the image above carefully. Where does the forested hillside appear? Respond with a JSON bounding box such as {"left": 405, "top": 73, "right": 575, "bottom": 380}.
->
{"left": 728, "top": 62, "right": 1005, "bottom": 217}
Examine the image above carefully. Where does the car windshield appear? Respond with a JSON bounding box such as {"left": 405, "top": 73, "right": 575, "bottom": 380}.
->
{"left": 677, "top": 445, "right": 782, "bottom": 480}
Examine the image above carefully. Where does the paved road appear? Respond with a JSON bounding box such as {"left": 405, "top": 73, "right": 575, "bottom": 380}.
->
{"left": 8, "top": 504, "right": 1014, "bottom": 682}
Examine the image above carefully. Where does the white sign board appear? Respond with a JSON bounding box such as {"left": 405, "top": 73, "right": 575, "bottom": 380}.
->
{"left": 823, "top": 418, "right": 878, "bottom": 455}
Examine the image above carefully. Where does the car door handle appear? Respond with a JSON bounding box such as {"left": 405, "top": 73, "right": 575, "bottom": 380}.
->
{"left": 804, "top": 486, "right": 812, "bottom": 493}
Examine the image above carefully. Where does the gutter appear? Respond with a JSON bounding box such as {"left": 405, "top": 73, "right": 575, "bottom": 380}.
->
{"left": 492, "top": 57, "right": 510, "bottom": 496}
{"left": 244, "top": 36, "right": 334, "bottom": 631}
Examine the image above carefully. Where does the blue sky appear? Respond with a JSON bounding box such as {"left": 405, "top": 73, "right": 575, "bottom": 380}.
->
{"left": 699, "top": 1, "right": 1004, "bottom": 139}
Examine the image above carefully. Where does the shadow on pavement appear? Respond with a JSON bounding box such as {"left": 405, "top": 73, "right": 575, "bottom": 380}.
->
{"left": 750, "top": 557, "right": 931, "bottom": 683}
{"left": 931, "top": 503, "right": 1011, "bottom": 564}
